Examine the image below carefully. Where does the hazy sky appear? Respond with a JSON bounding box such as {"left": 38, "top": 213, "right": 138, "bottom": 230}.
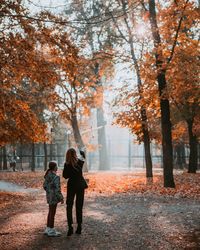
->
{"left": 24, "top": 0, "right": 67, "bottom": 14}
{"left": 24, "top": 0, "right": 136, "bottom": 126}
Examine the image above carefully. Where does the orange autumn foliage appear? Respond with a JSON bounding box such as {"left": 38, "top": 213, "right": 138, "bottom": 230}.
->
{"left": 0, "top": 171, "right": 199, "bottom": 199}
{"left": 119, "top": 0, "right": 200, "bottom": 144}
{"left": 0, "top": 0, "right": 58, "bottom": 146}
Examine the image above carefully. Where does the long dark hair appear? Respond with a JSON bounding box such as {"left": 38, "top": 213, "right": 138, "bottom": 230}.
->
{"left": 66, "top": 148, "right": 78, "bottom": 167}
{"left": 44, "top": 161, "right": 57, "bottom": 178}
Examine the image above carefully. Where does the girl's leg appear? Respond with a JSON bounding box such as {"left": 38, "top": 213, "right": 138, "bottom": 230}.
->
{"left": 47, "top": 205, "right": 51, "bottom": 227}
{"left": 48, "top": 204, "right": 57, "bottom": 228}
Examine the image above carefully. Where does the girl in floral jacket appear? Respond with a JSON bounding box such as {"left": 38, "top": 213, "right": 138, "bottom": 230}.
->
{"left": 43, "top": 161, "right": 64, "bottom": 237}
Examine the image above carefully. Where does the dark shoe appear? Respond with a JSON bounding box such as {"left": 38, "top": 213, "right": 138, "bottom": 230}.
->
{"left": 67, "top": 227, "right": 73, "bottom": 236}
{"left": 75, "top": 225, "right": 82, "bottom": 234}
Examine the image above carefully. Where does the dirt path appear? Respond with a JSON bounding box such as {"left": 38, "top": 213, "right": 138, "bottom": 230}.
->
{"left": 1, "top": 189, "right": 200, "bottom": 250}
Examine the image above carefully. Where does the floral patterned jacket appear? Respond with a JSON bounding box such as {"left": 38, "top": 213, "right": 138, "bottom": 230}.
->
{"left": 43, "top": 171, "right": 64, "bottom": 205}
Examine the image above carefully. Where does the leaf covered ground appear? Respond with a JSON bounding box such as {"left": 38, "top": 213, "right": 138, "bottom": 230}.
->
{"left": 0, "top": 170, "right": 200, "bottom": 250}
{"left": 0, "top": 170, "right": 200, "bottom": 198}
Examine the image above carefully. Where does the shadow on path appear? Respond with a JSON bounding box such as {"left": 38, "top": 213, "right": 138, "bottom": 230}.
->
{"left": 1, "top": 192, "right": 199, "bottom": 250}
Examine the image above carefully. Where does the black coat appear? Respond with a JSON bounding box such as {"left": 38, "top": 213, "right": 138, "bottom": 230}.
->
{"left": 63, "top": 159, "right": 85, "bottom": 190}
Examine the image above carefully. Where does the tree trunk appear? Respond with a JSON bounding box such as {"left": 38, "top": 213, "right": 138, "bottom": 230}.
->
{"left": 141, "top": 109, "right": 153, "bottom": 177}
{"left": 97, "top": 107, "right": 109, "bottom": 170}
{"left": 158, "top": 73, "right": 175, "bottom": 187}
{"left": 71, "top": 115, "right": 85, "bottom": 149}
{"left": 122, "top": 6, "right": 153, "bottom": 178}
{"left": 50, "top": 143, "right": 53, "bottom": 161}
{"left": 67, "top": 132, "right": 71, "bottom": 148}
{"left": 19, "top": 143, "right": 23, "bottom": 171}
{"left": 93, "top": 63, "right": 110, "bottom": 170}
{"left": 174, "top": 142, "right": 186, "bottom": 169}
{"left": 149, "top": 0, "right": 175, "bottom": 187}
{"left": 31, "top": 143, "right": 35, "bottom": 172}
{"left": 0, "top": 147, "right": 2, "bottom": 170}
{"left": 198, "top": 143, "right": 200, "bottom": 169}
{"left": 44, "top": 142, "right": 48, "bottom": 171}
{"left": 71, "top": 114, "right": 88, "bottom": 172}
{"left": 187, "top": 119, "right": 198, "bottom": 173}
{"left": 3, "top": 146, "right": 7, "bottom": 170}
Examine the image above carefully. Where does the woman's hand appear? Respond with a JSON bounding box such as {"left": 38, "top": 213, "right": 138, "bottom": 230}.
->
{"left": 79, "top": 150, "right": 85, "bottom": 159}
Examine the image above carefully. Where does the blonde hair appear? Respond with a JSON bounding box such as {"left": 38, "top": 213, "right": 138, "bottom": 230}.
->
{"left": 66, "top": 148, "right": 78, "bottom": 167}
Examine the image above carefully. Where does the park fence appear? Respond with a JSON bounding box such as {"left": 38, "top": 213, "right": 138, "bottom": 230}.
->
{"left": 0, "top": 142, "right": 199, "bottom": 171}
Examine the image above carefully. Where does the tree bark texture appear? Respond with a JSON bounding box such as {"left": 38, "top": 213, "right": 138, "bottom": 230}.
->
{"left": 158, "top": 73, "right": 175, "bottom": 187}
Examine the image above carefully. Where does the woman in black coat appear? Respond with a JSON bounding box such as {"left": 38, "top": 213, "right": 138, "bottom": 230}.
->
{"left": 63, "top": 148, "right": 87, "bottom": 236}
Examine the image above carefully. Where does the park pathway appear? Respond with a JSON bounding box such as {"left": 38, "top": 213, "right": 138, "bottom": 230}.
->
{"left": 0, "top": 181, "right": 200, "bottom": 250}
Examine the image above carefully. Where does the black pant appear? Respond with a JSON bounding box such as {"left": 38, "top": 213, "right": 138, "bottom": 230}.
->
{"left": 66, "top": 187, "right": 84, "bottom": 226}
{"left": 47, "top": 204, "right": 57, "bottom": 228}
